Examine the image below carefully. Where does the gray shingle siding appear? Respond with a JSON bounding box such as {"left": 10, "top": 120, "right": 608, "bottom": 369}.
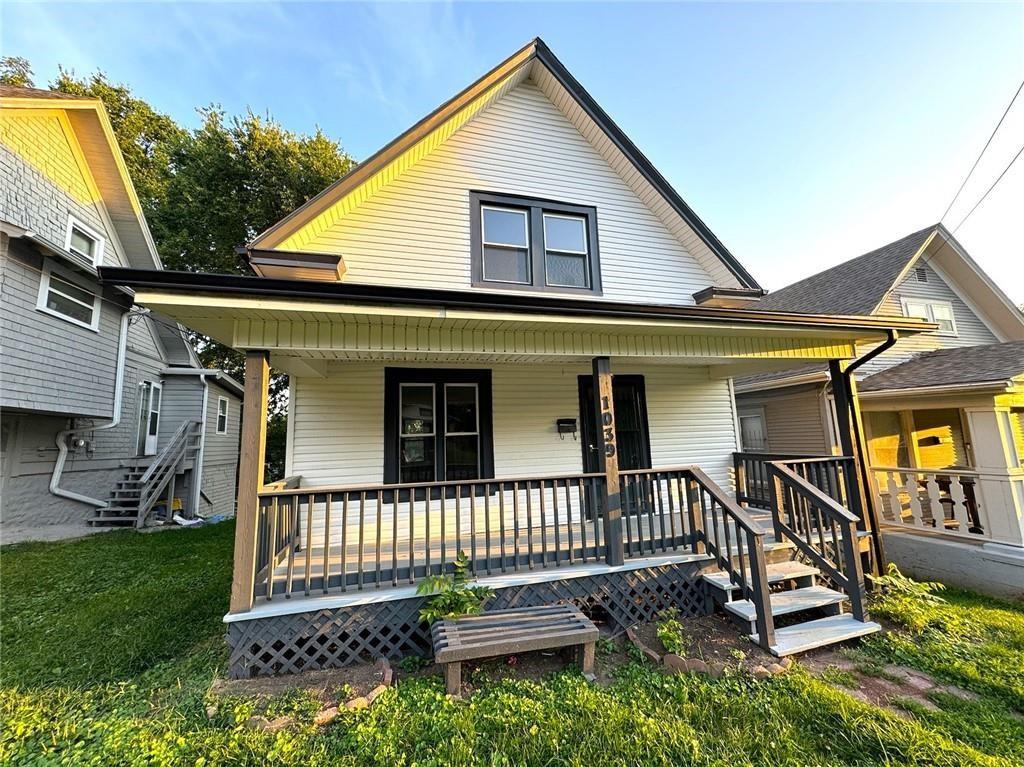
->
{"left": 201, "top": 380, "right": 241, "bottom": 517}
{"left": 157, "top": 376, "right": 205, "bottom": 447}
{"left": 1, "top": 237, "right": 124, "bottom": 417}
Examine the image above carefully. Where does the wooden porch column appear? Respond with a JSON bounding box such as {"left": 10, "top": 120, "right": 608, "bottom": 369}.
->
{"left": 229, "top": 350, "right": 270, "bottom": 614}
{"left": 829, "top": 360, "right": 886, "bottom": 570}
{"left": 593, "top": 357, "right": 624, "bottom": 566}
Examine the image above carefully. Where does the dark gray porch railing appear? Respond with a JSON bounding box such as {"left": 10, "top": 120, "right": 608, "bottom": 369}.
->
{"left": 734, "top": 452, "right": 860, "bottom": 520}
{"left": 766, "top": 461, "right": 867, "bottom": 621}
{"left": 250, "top": 465, "right": 777, "bottom": 648}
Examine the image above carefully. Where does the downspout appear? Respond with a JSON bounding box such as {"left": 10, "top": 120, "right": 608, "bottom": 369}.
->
{"left": 49, "top": 310, "right": 132, "bottom": 507}
{"left": 838, "top": 329, "right": 899, "bottom": 572}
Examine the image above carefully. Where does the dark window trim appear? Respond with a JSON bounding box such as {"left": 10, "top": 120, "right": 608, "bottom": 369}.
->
{"left": 383, "top": 368, "right": 494, "bottom": 485}
{"left": 470, "top": 190, "right": 602, "bottom": 296}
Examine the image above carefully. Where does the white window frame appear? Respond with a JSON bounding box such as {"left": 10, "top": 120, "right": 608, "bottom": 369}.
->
{"left": 480, "top": 205, "right": 531, "bottom": 285}
{"left": 36, "top": 261, "right": 100, "bottom": 331}
{"left": 64, "top": 216, "right": 105, "bottom": 267}
{"left": 216, "top": 396, "right": 229, "bottom": 434}
{"left": 901, "top": 297, "right": 958, "bottom": 337}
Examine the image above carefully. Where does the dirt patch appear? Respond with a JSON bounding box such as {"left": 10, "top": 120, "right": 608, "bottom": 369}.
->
{"left": 212, "top": 662, "right": 386, "bottom": 703}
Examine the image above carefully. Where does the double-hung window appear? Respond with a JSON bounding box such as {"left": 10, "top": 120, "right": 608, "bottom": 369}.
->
{"left": 384, "top": 369, "right": 494, "bottom": 484}
{"left": 471, "top": 191, "right": 601, "bottom": 294}
{"left": 36, "top": 262, "right": 100, "bottom": 330}
{"left": 216, "top": 397, "right": 229, "bottom": 434}
{"left": 902, "top": 298, "right": 958, "bottom": 336}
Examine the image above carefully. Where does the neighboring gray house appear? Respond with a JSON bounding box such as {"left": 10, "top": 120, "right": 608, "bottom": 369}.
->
{"left": 734, "top": 224, "right": 1024, "bottom": 595}
{"left": 0, "top": 86, "right": 242, "bottom": 539}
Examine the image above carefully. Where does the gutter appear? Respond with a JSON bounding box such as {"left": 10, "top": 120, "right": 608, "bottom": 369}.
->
{"left": 49, "top": 310, "right": 131, "bottom": 508}
{"left": 836, "top": 329, "right": 899, "bottom": 571}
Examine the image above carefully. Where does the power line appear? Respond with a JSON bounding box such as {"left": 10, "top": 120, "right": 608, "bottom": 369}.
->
{"left": 950, "top": 142, "right": 1024, "bottom": 234}
{"left": 938, "top": 78, "right": 1023, "bottom": 224}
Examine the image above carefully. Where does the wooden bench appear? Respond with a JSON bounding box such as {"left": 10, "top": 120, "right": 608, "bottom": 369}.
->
{"left": 431, "top": 604, "right": 599, "bottom": 696}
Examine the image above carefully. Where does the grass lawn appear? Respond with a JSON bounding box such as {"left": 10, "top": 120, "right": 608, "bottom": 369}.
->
{"left": 2, "top": 522, "right": 1022, "bottom": 766}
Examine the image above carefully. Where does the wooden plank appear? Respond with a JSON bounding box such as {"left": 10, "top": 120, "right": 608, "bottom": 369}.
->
{"left": 435, "top": 627, "right": 599, "bottom": 663}
{"left": 593, "top": 357, "right": 623, "bottom": 566}
{"left": 229, "top": 350, "right": 270, "bottom": 614}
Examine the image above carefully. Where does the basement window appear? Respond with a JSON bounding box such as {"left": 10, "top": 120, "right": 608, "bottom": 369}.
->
{"left": 36, "top": 262, "right": 100, "bottom": 330}
{"left": 471, "top": 191, "right": 601, "bottom": 294}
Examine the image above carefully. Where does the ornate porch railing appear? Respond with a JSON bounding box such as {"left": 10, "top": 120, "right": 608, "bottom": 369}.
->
{"left": 872, "top": 466, "right": 987, "bottom": 538}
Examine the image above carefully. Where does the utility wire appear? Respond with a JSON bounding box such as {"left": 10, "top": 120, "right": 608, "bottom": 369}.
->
{"left": 950, "top": 142, "right": 1024, "bottom": 234}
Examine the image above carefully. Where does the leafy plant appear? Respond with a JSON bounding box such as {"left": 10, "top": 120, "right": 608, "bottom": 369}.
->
{"left": 596, "top": 637, "right": 617, "bottom": 657}
{"left": 655, "top": 609, "right": 690, "bottom": 656}
{"left": 416, "top": 552, "right": 494, "bottom": 624}
{"left": 868, "top": 564, "right": 963, "bottom": 635}
{"left": 398, "top": 655, "right": 429, "bottom": 673}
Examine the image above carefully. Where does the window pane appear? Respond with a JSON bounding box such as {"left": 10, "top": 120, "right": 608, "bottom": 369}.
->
{"left": 400, "top": 436, "right": 435, "bottom": 483}
{"left": 482, "top": 207, "right": 528, "bottom": 247}
{"left": 49, "top": 274, "right": 94, "bottom": 305}
{"left": 400, "top": 385, "right": 433, "bottom": 435}
{"left": 46, "top": 291, "right": 93, "bottom": 323}
{"left": 546, "top": 252, "right": 588, "bottom": 288}
{"left": 69, "top": 227, "right": 95, "bottom": 259}
{"left": 446, "top": 385, "right": 477, "bottom": 433}
{"left": 445, "top": 435, "right": 479, "bottom": 480}
{"left": 904, "top": 302, "right": 928, "bottom": 319}
{"left": 931, "top": 304, "right": 955, "bottom": 332}
{"left": 544, "top": 214, "right": 586, "bottom": 253}
{"left": 483, "top": 245, "right": 530, "bottom": 283}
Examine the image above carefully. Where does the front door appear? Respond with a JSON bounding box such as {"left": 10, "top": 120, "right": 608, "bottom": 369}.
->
{"left": 136, "top": 381, "right": 162, "bottom": 456}
{"left": 578, "top": 375, "right": 651, "bottom": 473}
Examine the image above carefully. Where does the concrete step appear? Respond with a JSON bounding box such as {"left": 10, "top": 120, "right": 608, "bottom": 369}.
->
{"left": 724, "top": 585, "right": 847, "bottom": 622}
{"left": 752, "top": 614, "right": 882, "bottom": 657}
{"left": 702, "top": 561, "right": 819, "bottom": 593}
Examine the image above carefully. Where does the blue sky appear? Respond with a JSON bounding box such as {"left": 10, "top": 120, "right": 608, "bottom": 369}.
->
{"left": 5, "top": 1, "right": 1023, "bottom": 303}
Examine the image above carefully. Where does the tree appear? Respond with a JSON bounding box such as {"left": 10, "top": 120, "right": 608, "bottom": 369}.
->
{"left": 0, "top": 56, "right": 34, "bottom": 87}
{"left": 46, "top": 66, "right": 355, "bottom": 480}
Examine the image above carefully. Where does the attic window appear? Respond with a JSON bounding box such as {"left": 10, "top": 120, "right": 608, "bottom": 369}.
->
{"left": 65, "top": 217, "right": 105, "bottom": 267}
{"left": 915, "top": 267, "right": 928, "bottom": 283}
{"left": 471, "top": 191, "right": 601, "bottom": 294}
{"left": 902, "top": 298, "right": 957, "bottom": 336}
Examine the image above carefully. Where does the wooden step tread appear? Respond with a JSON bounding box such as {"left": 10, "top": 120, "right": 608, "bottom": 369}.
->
{"left": 702, "top": 561, "right": 818, "bottom": 591}
{"left": 752, "top": 615, "right": 882, "bottom": 657}
{"left": 725, "top": 585, "right": 847, "bottom": 622}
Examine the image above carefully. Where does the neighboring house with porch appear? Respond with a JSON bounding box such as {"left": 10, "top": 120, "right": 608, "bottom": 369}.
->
{"left": 734, "top": 225, "right": 1024, "bottom": 596}
{"left": 0, "top": 86, "right": 242, "bottom": 539}
{"left": 100, "top": 39, "right": 931, "bottom": 678}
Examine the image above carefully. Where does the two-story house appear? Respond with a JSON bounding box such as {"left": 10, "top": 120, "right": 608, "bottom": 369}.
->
{"left": 735, "top": 224, "right": 1024, "bottom": 596}
{"left": 100, "top": 40, "right": 931, "bottom": 677}
{"left": 0, "top": 86, "right": 242, "bottom": 540}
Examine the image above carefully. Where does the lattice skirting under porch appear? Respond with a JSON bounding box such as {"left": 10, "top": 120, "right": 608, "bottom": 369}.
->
{"left": 226, "top": 561, "right": 711, "bottom": 678}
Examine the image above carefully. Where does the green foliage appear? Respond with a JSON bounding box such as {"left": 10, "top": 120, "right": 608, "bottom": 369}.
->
{"left": 655, "top": 608, "right": 690, "bottom": 656}
{"left": 0, "top": 56, "right": 33, "bottom": 87}
{"left": 416, "top": 552, "right": 495, "bottom": 624}
{"left": 398, "top": 655, "right": 430, "bottom": 673}
{"left": 4, "top": 525, "right": 1024, "bottom": 765}
{"left": 868, "top": 564, "right": 962, "bottom": 635}
{"left": 596, "top": 636, "right": 618, "bottom": 657}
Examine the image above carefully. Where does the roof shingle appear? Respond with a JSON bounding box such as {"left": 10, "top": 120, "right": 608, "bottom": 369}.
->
{"left": 859, "top": 340, "right": 1024, "bottom": 392}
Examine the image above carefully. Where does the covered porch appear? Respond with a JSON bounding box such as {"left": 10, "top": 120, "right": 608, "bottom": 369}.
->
{"left": 101, "top": 268, "right": 930, "bottom": 675}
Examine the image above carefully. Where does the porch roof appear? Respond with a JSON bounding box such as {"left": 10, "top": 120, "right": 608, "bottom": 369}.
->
{"left": 98, "top": 267, "right": 933, "bottom": 373}
{"left": 859, "top": 340, "right": 1024, "bottom": 394}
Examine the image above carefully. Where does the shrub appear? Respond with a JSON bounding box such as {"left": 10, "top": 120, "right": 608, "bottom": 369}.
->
{"left": 655, "top": 609, "right": 690, "bottom": 656}
{"left": 416, "top": 552, "right": 495, "bottom": 624}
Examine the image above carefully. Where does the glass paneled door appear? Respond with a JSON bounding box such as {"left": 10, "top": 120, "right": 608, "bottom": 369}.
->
{"left": 136, "top": 381, "right": 162, "bottom": 456}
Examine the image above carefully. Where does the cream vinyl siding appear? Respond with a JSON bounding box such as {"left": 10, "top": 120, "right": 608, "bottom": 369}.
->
{"left": 296, "top": 83, "right": 718, "bottom": 305}
{"left": 289, "top": 361, "right": 738, "bottom": 488}
{"left": 737, "top": 385, "right": 832, "bottom": 455}
{"left": 855, "top": 261, "right": 1000, "bottom": 378}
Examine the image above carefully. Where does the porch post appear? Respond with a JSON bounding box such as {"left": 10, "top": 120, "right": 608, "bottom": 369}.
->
{"left": 593, "top": 356, "right": 624, "bottom": 566}
{"left": 829, "top": 360, "right": 886, "bottom": 571}
{"left": 229, "top": 350, "right": 270, "bottom": 614}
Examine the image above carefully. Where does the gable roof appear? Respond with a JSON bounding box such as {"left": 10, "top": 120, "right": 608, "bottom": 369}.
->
{"left": 755, "top": 225, "right": 937, "bottom": 315}
{"left": 0, "top": 86, "right": 162, "bottom": 270}
{"left": 250, "top": 38, "right": 760, "bottom": 291}
{"left": 859, "top": 340, "right": 1024, "bottom": 393}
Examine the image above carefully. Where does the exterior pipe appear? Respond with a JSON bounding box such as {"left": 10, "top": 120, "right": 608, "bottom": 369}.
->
{"left": 49, "top": 310, "right": 131, "bottom": 508}
{"left": 837, "top": 329, "right": 899, "bottom": 573}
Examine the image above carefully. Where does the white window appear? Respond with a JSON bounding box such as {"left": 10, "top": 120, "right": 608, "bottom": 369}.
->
{"left": 901, "top": 298, "right": 957, "bottom": 336}
{"left": 216, "top": 397, "right": 229, "bottom": 434}
{"left": 739, "top": 411, "right": 769, "bottom": 452}
{"left": 64, "top": 217, "right": 105, "bottom": 266}
{"left": 480, "top": 206, "right": 531, "bottom": 284}
{"left": 36, "top": 262, "right": 100, "bottom": 330}
{"left": 543, "top": 213, "right": 590, "bottom": 288}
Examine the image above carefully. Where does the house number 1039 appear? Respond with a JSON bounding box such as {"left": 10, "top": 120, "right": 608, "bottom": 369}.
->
{"left": 601, "top": 395, "right": 616, "bottom": 458}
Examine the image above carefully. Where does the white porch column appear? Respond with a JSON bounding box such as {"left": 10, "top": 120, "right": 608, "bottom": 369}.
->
{"left": 964, "top": 406, "right": 1024, "bottom": 547}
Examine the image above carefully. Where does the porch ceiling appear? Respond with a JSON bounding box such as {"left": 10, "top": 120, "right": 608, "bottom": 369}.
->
{"left": 134, "top": 289, "right": 870, "bottom": 373}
